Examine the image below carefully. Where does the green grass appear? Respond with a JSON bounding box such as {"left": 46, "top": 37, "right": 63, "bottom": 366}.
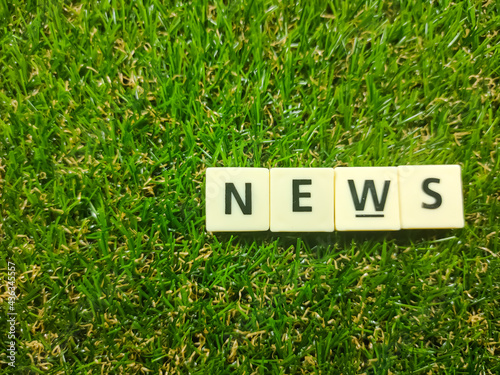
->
{"left": 0, "top": 0, "right": 499, "bottom": 373}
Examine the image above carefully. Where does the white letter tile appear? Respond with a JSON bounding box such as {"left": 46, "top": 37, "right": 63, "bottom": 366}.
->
{"left": 270, "top": 168, "right": 334, "bottom": 232}
{"left": 335, "top": 167, "right": 400, "bottom": 231}
{"left": 398, "top": 165, "right": 464, "bottom": 229}
{"left": 205, "top": 168, "right": 269, "bottom": 232}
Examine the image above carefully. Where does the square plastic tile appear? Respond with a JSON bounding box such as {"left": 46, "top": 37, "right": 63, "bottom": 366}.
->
{"left": 205, "top": 168, "right": 269, "bottom": 232}
{"left": 335, "top": 167, "right": 400, "bottom": 231}
{"left": 270, "top": 168, "right": 334, "bottom": 232}
{"left": 398, "top": 165, "right": 464, "bottom": 229}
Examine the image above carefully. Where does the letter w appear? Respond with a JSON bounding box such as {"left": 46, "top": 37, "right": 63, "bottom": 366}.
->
{"left": 225, "top": 183, "right": 252, "bottom": 215}
{"left": 348, "top": 180, "right": 390, "bottom": 211}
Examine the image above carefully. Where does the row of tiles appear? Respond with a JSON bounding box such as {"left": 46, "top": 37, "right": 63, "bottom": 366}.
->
{"left": 205, "top": 166, "right": 465, "bottom": 231}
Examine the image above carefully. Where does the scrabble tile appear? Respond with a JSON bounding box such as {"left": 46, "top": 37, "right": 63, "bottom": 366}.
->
{"left": 398, "top": 165, "right": 464, "bottom": 229}
{"left": 270, "top": 168, "right": 334, "bottom": 232}
{"left": 335, "top": 167, "right": 400, "bottom": 231}
{"left": 205, "top": 168, "right": 269, "bottom": 231}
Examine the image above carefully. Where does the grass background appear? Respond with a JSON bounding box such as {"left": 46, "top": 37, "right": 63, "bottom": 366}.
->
{"left": 0, "top": 0, "right": 499, "bottom": 373}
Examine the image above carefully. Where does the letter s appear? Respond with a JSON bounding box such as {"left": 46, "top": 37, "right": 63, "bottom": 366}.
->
{"left": 422, "top": 178, "right": 442, "bottom": 209}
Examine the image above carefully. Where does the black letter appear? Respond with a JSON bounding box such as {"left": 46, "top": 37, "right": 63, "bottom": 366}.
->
{"left": 225, "top": 183, "right": 252, "bottom": 215}
{"left": 348, "top": 180, "right": 390, "bottom": 211}
{"left": 422, "top": 178, "right": 442, "bottom": 209}
{"left": 293, "top": 179, "right": 312, "bottom": 212}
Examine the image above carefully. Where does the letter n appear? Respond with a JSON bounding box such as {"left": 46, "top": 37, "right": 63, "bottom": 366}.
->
{"left": 225, "top": 183, "right": 252, "bottom": 215}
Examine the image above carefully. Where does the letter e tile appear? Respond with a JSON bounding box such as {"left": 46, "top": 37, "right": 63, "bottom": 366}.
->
{"left": 270, "top": 168, "right": 334, "bottom": 232}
